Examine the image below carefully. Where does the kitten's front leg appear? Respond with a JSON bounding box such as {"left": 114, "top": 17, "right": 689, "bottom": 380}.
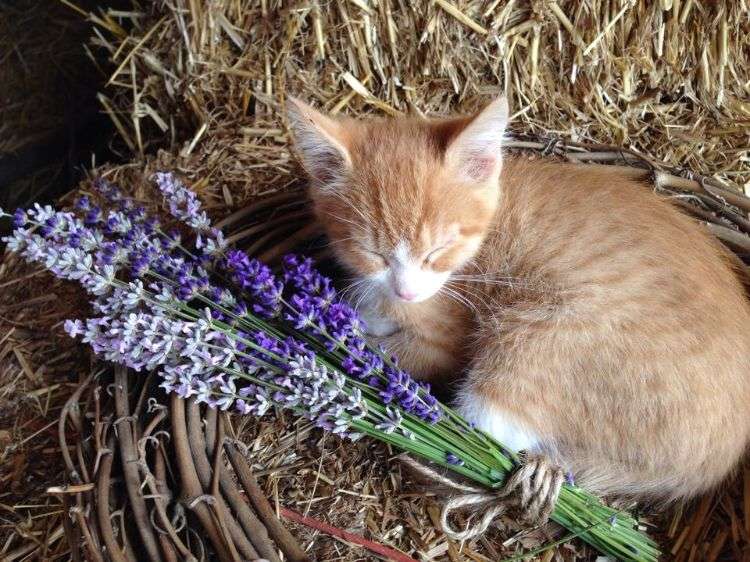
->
{"left": 456, "top": 372, "right": 567, "bottom": 525}
{"left": 455, "top": 343, "right": 542, "bottom": 454}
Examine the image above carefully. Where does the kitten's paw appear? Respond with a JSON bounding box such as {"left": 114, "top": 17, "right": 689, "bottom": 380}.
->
{"left": 456, "top": 389, "right": 540, "bottom": 454}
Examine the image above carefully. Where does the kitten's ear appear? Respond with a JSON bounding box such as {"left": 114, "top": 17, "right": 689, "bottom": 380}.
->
{"left": 445, "top": 96, "right": 509, "bottom": 185}
{"left": 286, "top": 97, "right": 352, "bottom": 186}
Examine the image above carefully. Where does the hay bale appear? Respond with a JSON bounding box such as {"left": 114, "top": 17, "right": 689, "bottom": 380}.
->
{"left": 89, "top": 0, "right": 749, "bottom": 203}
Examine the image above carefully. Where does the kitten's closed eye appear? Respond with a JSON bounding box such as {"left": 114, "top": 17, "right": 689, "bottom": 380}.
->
{"left": 365, "top": 249, "right": 388, "bottom": 268}
{"left": 423, "top": 245, "right": 450, "bottom": 265}
{"left": 367, "top": 246, "right": 449, "bottom": 267}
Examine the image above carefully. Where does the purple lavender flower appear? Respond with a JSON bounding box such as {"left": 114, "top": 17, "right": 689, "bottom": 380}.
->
{"left": 285, "top": 293, "right": 323, "bottom": 330}
{"left": 378, "top": 366, "right": 442, "bottom": 423}
{"left": 282, "top": 255, "right": 336, "bottom": 303}
{"left": 4, "top": 176, "right": 443, "bottom": 437}
{"left": 88, "top": 206, "right": 103, "bottom": 225}
{"left": 280, "top": 254, "right": 442, "bottom": 423}
{"left": 223, "top": 250, "right": 283, "bottom": 317}
{"left": 282, "top": 254, "right": 367, "bottom": 352}
{"left": 12, "top": 208, "right": 26, "bottom": 228}
{"left": 75, "top": 196, "right": 91, "bottom": 211}
{"left": 446, "top": 453, "right": 464, "bottom": 466}
{"left": 342, "top": 350, "right": 384, "bottom": 380}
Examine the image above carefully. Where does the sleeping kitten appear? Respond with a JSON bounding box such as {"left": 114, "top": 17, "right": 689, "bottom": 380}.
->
{"left": 286, "top": 95, "right": 750, "bottom": 502}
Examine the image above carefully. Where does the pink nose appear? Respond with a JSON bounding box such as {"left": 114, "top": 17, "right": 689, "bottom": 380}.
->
{"left": 396, "top": 288, "right": 417, "bottom": 301}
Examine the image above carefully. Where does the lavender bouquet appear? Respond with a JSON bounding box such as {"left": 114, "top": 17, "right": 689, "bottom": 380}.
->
{"left": 0, "top": 174, "right": 659, "bottom": 562}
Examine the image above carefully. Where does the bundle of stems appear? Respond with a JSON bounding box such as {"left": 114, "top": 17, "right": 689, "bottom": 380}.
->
{"left": 1, "top": 173, "right": 659, "bottom": 561}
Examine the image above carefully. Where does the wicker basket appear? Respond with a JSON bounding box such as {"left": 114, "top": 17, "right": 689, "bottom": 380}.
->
{"left": 38, "top": 135, "right": 750, "bottom": 562}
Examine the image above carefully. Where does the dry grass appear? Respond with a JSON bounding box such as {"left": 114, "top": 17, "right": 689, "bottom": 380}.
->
{"left": 0, "top": 252, "right": 90, "bottom": 561}
{"left": 2, "top": 0, "right": 750, "bottom": 560}
{"left": 85, "top": 0, "right": 750, "bottom": 202}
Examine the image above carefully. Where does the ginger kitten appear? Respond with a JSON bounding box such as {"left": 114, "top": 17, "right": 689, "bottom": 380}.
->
{"left": 286, "top": 96, "right": 750, "bottom": 502}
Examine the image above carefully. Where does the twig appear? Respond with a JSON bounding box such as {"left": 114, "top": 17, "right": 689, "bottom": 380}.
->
{"left": 96, "top": 435, "right": 128, "bottom": 562}
{"left": 226, "top": 210, "right": 312, "bottom": 245}
{"left": 113, "top": 366, "right": 164, "bottom": 561}
{"left": 244, "top": 223, "right": 304, "bottom": 257}
{"left": 214, "top": 191, "right": 306, "bottom": 231}
{"left": 279, "top": 506, "right": 418, "bottom": 562}
{"left": 61, "top": 494, "right": 83, "bottom": 562}
{"left": 153, "top": 441, "right": 182, "bottom": 562}
{"left": 137, "top": 409, "right": 195, "bottom": 561}
{"left": 224, "top": 434, "right": 310, "bottom": 562}
{"left": 170, "top": 395, "right": 235, "bottom": 561}
{"left": 185, "top": 399, "right": 258, "bottom": 561}
{"left": 72, "top": 506, "right": 105, "bottom": 562}
{"left": 58, "top": 373, "right": 94, "bottom": 484}
{"left": 205, "top": 411, "right": 284, "bottom": 562}
{"left": 258, "top": 222, "right": 324, "bottom": 263}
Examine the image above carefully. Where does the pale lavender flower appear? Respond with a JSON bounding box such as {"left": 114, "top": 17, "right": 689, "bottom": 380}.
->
{"left": 64, "top": 319, "right": 85, "bottom": 338}
{"left": 3, "top": 227, "right": 32, "bottom": 253}
{"left": 236, "top": 384, "right": 272, "bottom": 416}
{"left": 375, "top": 407, "right": 403, "bottom": 434}
{"left": 153, "top": 172, "right": 211, "bottom": 231}
{"left": 276, "top": 353, "right": 367, "bottom": 438}
{"left": 566, "top": 471, "right": 576, "bottom": 486}
{"left": 153, "top": 172, "right": 229, "bottom": 265}
{"left": 196, "top": 228, "right": 227, "bottom": 259}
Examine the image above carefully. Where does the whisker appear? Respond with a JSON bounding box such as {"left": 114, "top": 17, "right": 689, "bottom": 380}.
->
{"left": 339, "top": 278, "right": 368, "bottom": 301}
{"left": 448, "top": 276, "right": 572, "bottom": 297}
{"left": 445, "top": 286, "right": 482, "bottom": 310}
{"left": 353, "top": 283, "right": 375, "bottom": 313}
{"left": 440, "top": 285, "right": 479, "bottom": 317}
{"left": 321, "top": 236, "right": 359, "bottom": 249}
{"left": 325, "top": 211, "right": 365, "bottom": 230}
{"left": 450, "top": 275, "right": 540, "bottom": 290}
{"left": 451, "top": 273, "right": 528, "bottom": 282}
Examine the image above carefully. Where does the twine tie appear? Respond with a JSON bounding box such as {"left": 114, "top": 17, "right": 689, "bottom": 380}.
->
{"left": 400, "top": 454, "right": 564, "bottom": 541}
